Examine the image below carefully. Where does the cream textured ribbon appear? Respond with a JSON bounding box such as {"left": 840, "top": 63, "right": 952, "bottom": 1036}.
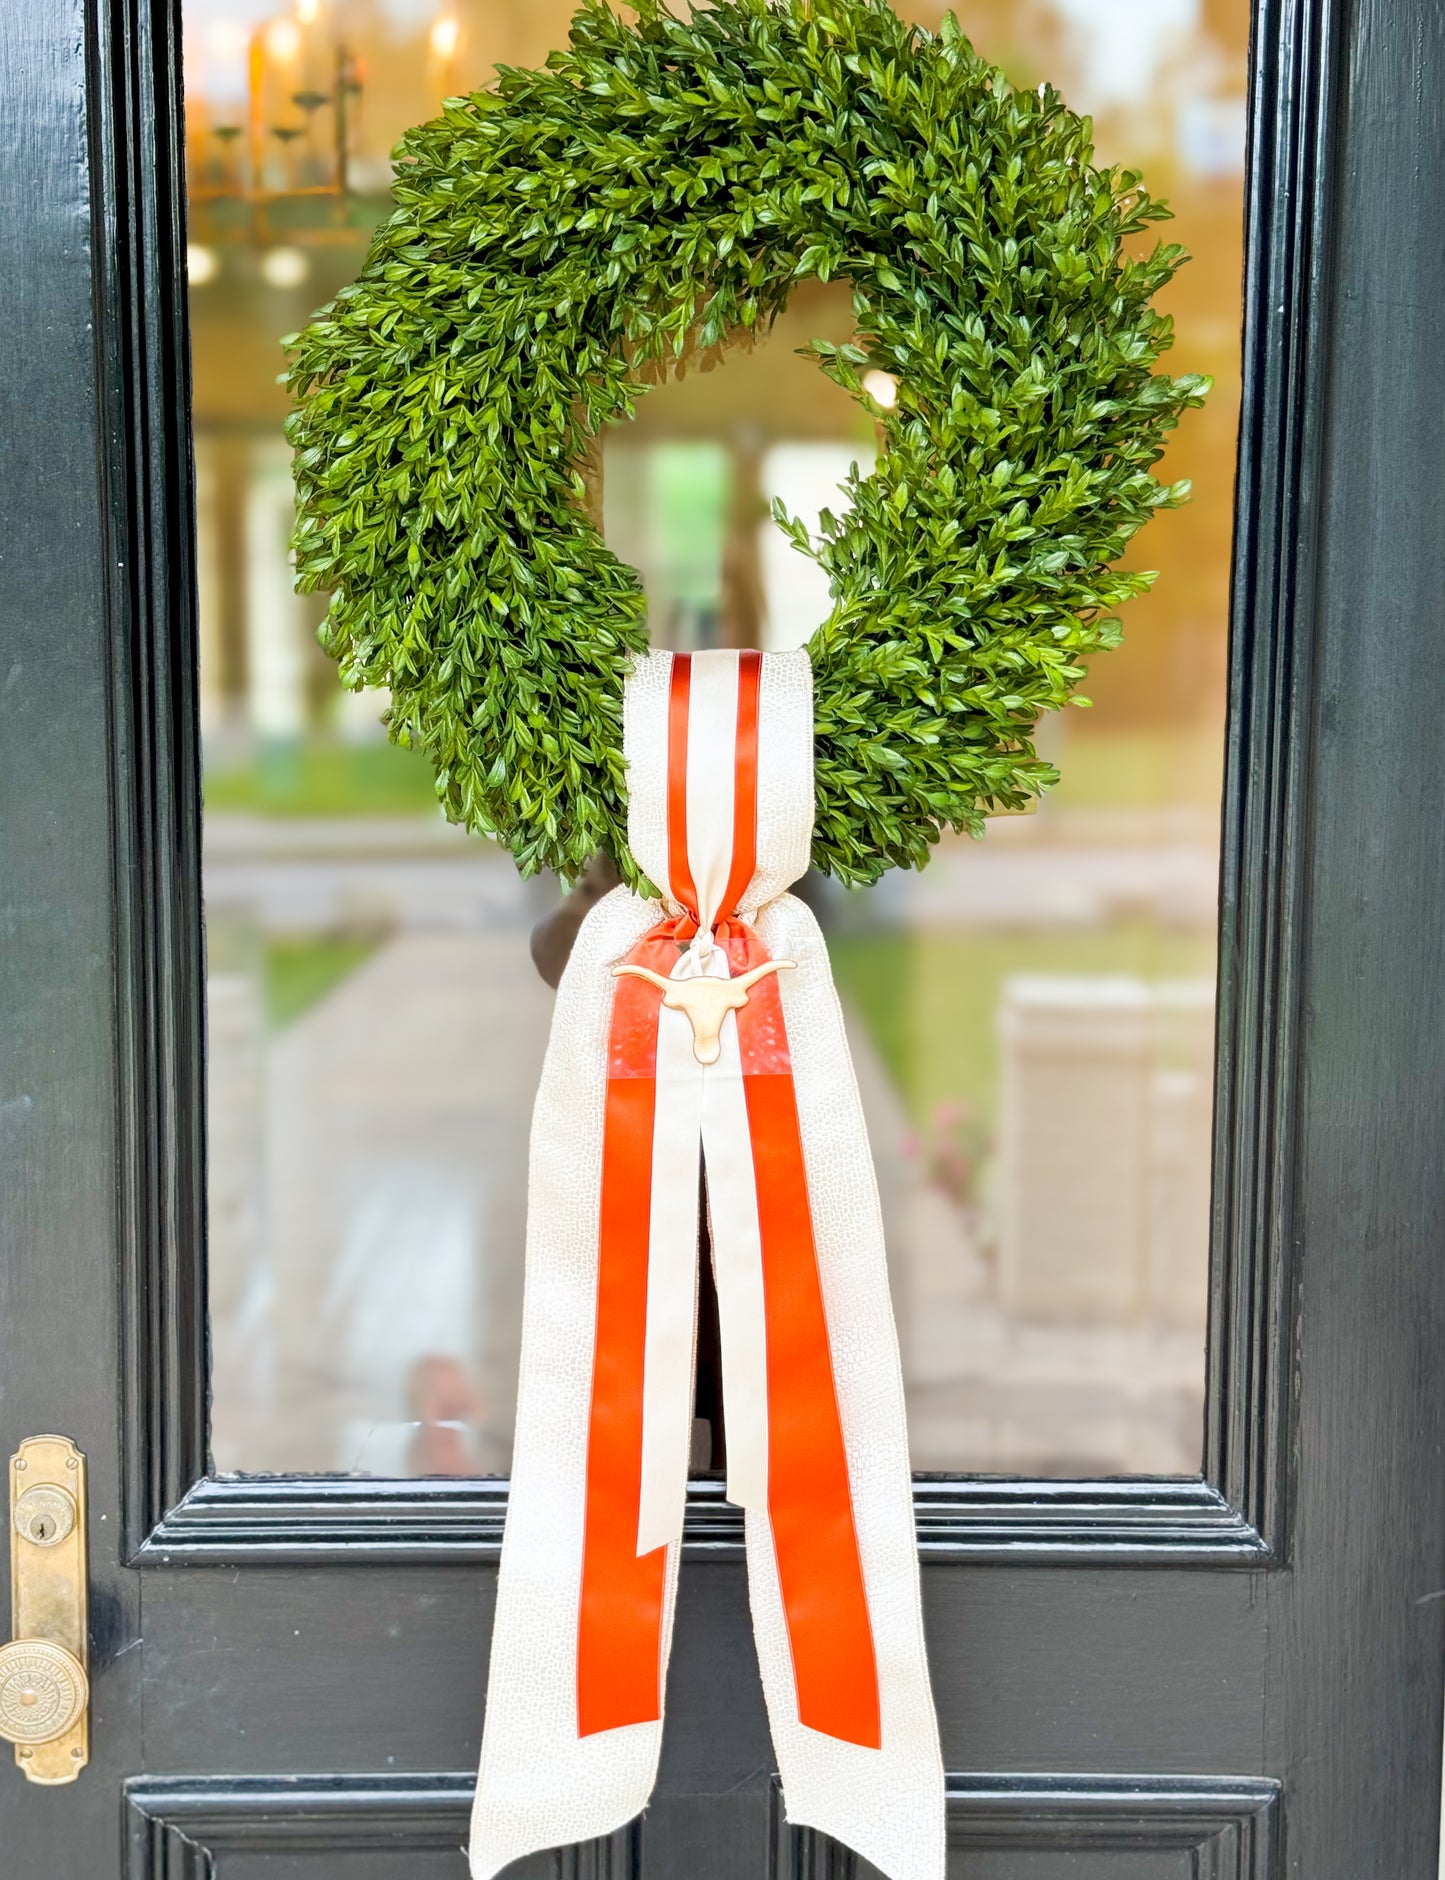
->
{"left": 470, "top": 649, "right": 944, "bottom": 1880}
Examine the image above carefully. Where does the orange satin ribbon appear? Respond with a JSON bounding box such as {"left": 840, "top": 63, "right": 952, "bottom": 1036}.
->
{"left": 576, "top": 655, "right": 881, "bottom": 1749}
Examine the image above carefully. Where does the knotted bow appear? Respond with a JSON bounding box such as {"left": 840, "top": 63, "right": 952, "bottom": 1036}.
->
{"left": 472, "top": 650, "right": 943, "bottom": 1880}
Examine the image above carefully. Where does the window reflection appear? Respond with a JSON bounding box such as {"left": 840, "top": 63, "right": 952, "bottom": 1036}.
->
{"left": 191, "top": 0, "right": 1247, "bottom": 1479}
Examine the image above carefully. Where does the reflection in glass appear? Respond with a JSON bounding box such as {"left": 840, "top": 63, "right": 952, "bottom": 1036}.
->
{"left": 190, "top": 0, "right": 1248, "bottom": 1479}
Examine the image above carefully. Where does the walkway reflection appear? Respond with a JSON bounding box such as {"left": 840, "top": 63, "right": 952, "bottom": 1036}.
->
{"left": 207, "top": 813, "right": 1209, "bottom": 1480}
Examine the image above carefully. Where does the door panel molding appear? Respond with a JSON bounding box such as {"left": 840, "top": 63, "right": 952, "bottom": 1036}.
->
{"left": 124, "top": 1775, "right": 639, "bottom": 1876}
{"left": 94, "top": 0, "right": 1340, "bottom": 1564}
{"left": 123, "top": 1773, "right": 1277, "bottom": 1877}
{"left": 774, "top": 1775, "right": 1280, "bottom": 1879}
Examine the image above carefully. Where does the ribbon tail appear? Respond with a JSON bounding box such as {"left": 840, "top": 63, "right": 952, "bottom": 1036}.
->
{"left": 470, "top": 891, "right": 676, "bottom": 1880}
{"left": 726, "top": 921, "right": 881, "bottom": 1750}
{"left": 737, "top": 897, "right": 946, "bottom": 1880}
{"left": 577, "top": 925, "right": 695, "bottom": 1734}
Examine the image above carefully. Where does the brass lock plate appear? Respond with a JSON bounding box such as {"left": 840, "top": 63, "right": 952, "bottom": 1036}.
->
{"left": 5, "top": 1437, "right": 88, "bottom": 1782}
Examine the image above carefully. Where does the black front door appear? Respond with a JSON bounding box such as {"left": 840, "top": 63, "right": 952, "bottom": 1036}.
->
{"left": 4, "top": 0, "right": 1445, "bottom": 1875}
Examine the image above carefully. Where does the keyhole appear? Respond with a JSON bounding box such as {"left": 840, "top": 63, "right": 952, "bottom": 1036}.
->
{"left": 30, "top": 1517, "right": 52, "bottom": 1543}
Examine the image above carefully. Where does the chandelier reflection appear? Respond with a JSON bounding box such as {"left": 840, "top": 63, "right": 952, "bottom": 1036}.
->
{"left": 185, "top": 8, "right": 374, "bottom": 249}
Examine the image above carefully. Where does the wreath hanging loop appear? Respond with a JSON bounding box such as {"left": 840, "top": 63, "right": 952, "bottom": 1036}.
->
{"left": 286, "top": 0, "right": 1208, "bottom": 887}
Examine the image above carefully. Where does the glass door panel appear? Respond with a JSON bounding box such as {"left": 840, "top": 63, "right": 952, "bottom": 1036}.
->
{"left": 189, "top": 0, "right": 1249, "bottom": 1480}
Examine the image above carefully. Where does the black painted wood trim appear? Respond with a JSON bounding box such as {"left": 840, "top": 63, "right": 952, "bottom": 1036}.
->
{"left": 98, "top": 0, "right": 1336, "bottom": 1564}
{"left": 134, "top": 1473, "right": 1266, "bottom": 1564}
{"left": 124, "top": 1775, "right": 638, "bottom": 1874}
{"left": 90, "top": 0, "right": 210, "bottom": 1561}
{"left": 774, "top": 1775, "right": 1280, "bottom": 1878}
{"left": 1205, "top": 0, "right": 1341, "bottom": 1567}
{"left": 124, "top": 1772, "right": 1277, "bottom": 1877}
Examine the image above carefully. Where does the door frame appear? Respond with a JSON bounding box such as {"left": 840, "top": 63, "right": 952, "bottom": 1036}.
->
{"left": 93, "top": 0, "right": 1331, "bottom": 1569}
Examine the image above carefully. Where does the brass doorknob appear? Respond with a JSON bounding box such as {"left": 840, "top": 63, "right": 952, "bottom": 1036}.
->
{"left": 0, "top": 1640, "right": 88, "bottom": 1747}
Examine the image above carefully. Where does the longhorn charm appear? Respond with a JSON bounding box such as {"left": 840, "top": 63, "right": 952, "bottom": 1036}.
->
{"left": 613, "top": 958, "right": 796, "bottom": 1065}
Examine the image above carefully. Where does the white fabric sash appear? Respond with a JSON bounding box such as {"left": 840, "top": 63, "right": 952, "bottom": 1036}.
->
{"left": 470, "top": 649, "right": 944, "bottom": 1880}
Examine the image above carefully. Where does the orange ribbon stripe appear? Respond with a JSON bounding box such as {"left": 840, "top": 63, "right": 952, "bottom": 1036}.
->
{"left": 666, "top": 655, "right": 698, "bottom": 921}
{"left": 720, "top": 650, "right": 761, "bottom": 921}
{"left": 576, "top": 929, "right": 674, "bottom": 1737}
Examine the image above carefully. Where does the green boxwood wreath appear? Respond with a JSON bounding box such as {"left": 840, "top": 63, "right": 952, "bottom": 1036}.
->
{"left": 286, "top": 0, "right": 1208, "bottom": 888}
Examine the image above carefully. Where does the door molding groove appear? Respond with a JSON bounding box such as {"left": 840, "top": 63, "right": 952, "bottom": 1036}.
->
{"left": 1203, "top": 0, "right": 1343, "bottom": 1566}
{"left": 90, "top": 0, "right": 211, "bottom": 1563}
{"left": 134, "top": 1473, "right": 1266, "bottom": 1565}
{"left": 96, "top": 0, "right": 1340, "bottom": 1565}
{"left": 124, "top": 1774, "right": 639, "bottom": 1875}
{"left": 772, "top": 1774, "right": 1280, "bottom": 1878}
